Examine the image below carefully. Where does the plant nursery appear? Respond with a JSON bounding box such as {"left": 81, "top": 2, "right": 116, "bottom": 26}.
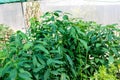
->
{"left": 0, "top": 0, "right": 120, "bottom": 80}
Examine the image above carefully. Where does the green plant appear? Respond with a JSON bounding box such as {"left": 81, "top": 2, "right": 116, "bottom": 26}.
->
{"left": 92, "top": 64, "right": 118, "bottom": 80}
{"left": 0, "top": 31, "right": 31, "bottom": 80}
{"left": 0, "top": 11, "right": 120, "bottom": 80}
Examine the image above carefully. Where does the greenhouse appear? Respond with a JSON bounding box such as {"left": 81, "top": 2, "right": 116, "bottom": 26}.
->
{"left": 0, "top": 0, "right": 120, "bottom": 80}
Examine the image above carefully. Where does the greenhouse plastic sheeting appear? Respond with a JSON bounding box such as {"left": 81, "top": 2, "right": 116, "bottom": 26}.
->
{"left": 0, "top": 3, "right": 25, "bottom": 31}
{"left": 40, "top": 0, "right": 120, "bottom": 25}
{"left": 0, "top": 0, "right": 26, "bottom": 4}
{"left": 1, "top": 0, "right": 120, "bottom": 31}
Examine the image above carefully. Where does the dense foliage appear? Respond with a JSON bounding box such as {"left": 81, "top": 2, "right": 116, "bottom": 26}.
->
{"left": 93, "top": 64, "right": 118, "bottom": 80}
{"left": 0, "top": 11, "right": 120, "bottom": 80}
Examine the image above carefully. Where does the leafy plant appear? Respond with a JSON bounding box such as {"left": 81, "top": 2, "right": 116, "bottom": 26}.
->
{"left": 92, "top": 64, "right": 118, "bottom": 80}
{"left": 0, "top": 11, "right": 120, "bottom": 80}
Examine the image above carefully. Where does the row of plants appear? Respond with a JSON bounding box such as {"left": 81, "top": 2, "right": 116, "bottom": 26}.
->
{"left": 0, "top": 11, "right": 120, "bottom": 80}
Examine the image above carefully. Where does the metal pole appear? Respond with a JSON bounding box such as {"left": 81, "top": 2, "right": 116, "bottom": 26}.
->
{"left": 20, "top": 1, "right": 27, "bottom": 32}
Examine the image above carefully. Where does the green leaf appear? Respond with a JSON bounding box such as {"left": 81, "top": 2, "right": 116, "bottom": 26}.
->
{"left": 107, "top": 34, "right": 113, "bottom": 41}
{"left": 50, "top": 16, "right": 55, "bottom": 21}
{"left": 54, "top": 60, "right": 64, "bottom": 64}
{"left": 8, "top": 69, "right": 17, "bottom": 80}
{"left": 58, "top": 27, "right": 65, "bottom": 34}
{"left": 65, "top": 54, "right": 73, "bottom": 68}
{"left": 35, "top": 40, "right": 48, "bottom": 45}
{"left": 96, "top": 43, "right": 101, "bottom": 48}
{"left": 83, "top": 64, "right": 90, "bottom": 70}
{"left": 87, "top": 31, "right": 94, "bottom": 37}
{"left": 80, "top": 39, "right": 88, "bottom": 50}
{"left": 50, "top": 70, "right": 60, "bottom": 76}
{"left": 60, "top": 73, "right": 69, "bottom": 80}
{"left": 34, "top": 44, "right": 49, "bottom": 54}
{"left": 70, "top": 27, "right": 76, "bottom": 38}
{"left": 33, "top": 65, "right": 44, "bottom": 73}
{"left": 19, "top": 69, "right": 32, "bottom": 80}
{"left": 37, "top": 56, "right": 45, "bottom": 65}
{"left": 54, "top": 12, "right": 59, "bottom": 17}
{"left": 91, "top": 35, "right": 97, "bottom": 43}
{"left": 109, "top": 56, "right": 114, "bottom": 64}
{"left": 49, "top": 23, "right": 57, "bottom": 32}
{"left": 17, "top": 31, "right": 28, "bottom": 40}
{"left": 33, "top": 55, "right": 38, "bottom": 67}
{"left": 47, "top": 59, "right": 63, "bottom": 65}
{"left": 63, "top": 15, "right": 69, "bottom": 20}
{"left": 23, "top": 42, "right": 33, "bottom": 50}
{"left": 102, "top": 48, "right": 109, "bottom": 53}
{"left": 111, "top": 48, "right": 118, "bottom": 55}
{"left": 43, "top": 12, "right": 51, "bottom": 17}
{"left": 50, "top": 50, "right": 59, "bottom": 53}
{"left": 0, "top": 68, "right": 3, "bottom": 77}
{"left": 75, "top": 27, "right": 85, "bottom": 36}
{"left": 44, "top": 69, "right": 50, "bottom": 80}
{"left": 2, "top": 61, "right": 12, "bottom": 76}
{"left": 34, "top": 74, "right": 39, "bottom": 80}
{"left": 23, "top": 64, "right": 31, "bottom": 68}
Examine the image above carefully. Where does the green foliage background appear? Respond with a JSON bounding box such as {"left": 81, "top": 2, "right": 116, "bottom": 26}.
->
{"left": 0, "top": 11, "right": 120, "bottom": 80}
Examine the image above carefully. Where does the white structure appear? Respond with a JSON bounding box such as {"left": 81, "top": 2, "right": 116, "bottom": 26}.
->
{"left": 0, "top": 0, "right": 120, "bottom": 31}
